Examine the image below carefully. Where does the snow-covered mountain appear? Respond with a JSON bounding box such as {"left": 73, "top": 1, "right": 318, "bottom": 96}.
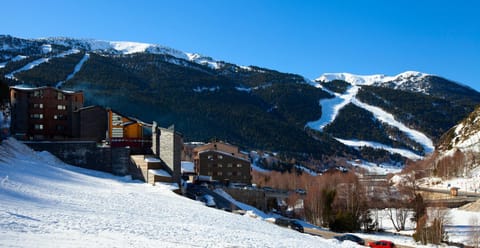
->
{"left": 438, "top": 106, "right": 480, "bottom": 154}
{"left": 0, "top": 35, "right": 229, "bottom": 71}
{"left": 309, "top": 72, "right": 437, "bottom": 160}
{"left": 1, "top": 34, "right": 480, "bottom": 170}
{"left": 309, "top": 71, "right": 480, "bottom": 163}
{"left": 0, "top": 138, "right": 352, "bottom": 247}
{"left": 317, "top": 71, "right": 431, "bottom": 94}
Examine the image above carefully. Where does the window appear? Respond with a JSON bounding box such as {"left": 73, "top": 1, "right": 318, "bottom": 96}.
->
{"left": 57, "top": 105, "right": 66, "bottom": 110}
{"left": 208, "top": 155, "right": 213, "bottom": 159}
{"left": 33, "top": 90, "right": 43, "bottom": 98}
{"left": 30, "top": 113, "right": 43, "bottom": 119}
{"left": 57, "top": 92, "right": 65, "bottom": 100}
{"left": 207, "top": 172, "right": 212, "bottom": 176}
{"left": 54, "top": 114, "right": 66, "bottom": 120}
{"left": 236, "top": 164, "right": 243, "bottom": 168}
{"left": 218, "top": 164, "right": 223, "bottom": 168}
{"left": 56, "top": 125, "right": 65, "bottom": 131}
{"left": 217, "top": 172, "right": 223, "bottom": 176}
{"left": 227, "top": 163, "right": 233, "bottom": 168}
{"left": 227, "top": 172, "right": 232, "bottom": 176}
{"left": 218, "top": 155, "right": 223, "bottom": 159}
{"left": 34, "top": 124, "right": 44, "bottom": 130}
{"left": 33, "top": 103, "right": 43, "bottom": 109}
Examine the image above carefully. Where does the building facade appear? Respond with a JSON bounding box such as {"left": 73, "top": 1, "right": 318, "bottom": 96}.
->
{"left": 10, "top": 86, "right": 83, "bottom": 140}
{"left": 193, "top": 141, "right": 251, "bottom": 185}
{"left": 73, "top": 105, "right": 108, "bottom": 142}
{"left": 107, "top": 109, "right": 151, "bottom": 153}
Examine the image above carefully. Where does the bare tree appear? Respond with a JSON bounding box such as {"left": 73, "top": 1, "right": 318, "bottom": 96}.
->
{"left": 387, "top": 205, "right": 410, "bottom": 231}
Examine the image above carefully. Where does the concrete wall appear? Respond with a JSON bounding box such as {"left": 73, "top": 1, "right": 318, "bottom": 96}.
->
{"left": 24, "top": 141, "right": 130, "bottom": 176}
{"left": 159, "top": 127, "right": 182, "bottom": 184}
{"left": 224, "top": 188, "right": 268, "bottom": 211}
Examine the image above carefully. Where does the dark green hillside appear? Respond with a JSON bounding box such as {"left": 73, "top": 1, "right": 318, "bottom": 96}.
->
{"left": 421, "top": 76, "right": 480, "bottom": 105}
{"left": 14, "top": 52, "right": 86, "bottom": 86}
{"left": 357, "top": 85, "right": 474, "bottom": 141}
{"left": 253, "top": 82, "right": 333, "bottom": 128}
{"left": 215, "top": 64, "right": 306, "bottom": 88}
{"left": 65, "top": 53, "right": 347, "bottom": 157}
{"left": 0, "top": 55, "right": 43, "bottom": 76}
{"left": 319, "top": 80, "right": 351, "bottom": 94}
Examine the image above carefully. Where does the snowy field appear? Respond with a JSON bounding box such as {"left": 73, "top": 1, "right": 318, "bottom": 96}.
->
{"left": 1, "top": 138, "right": 479, "bottom": 247}
{"left": 0, "top": 138, "right": 357, "bottom": 248}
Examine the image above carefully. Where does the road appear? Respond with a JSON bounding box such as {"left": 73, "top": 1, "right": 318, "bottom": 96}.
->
{"left": 185, "top": 183, "right": 239, "bottom": 211}
{"left": 303, "top": 228, "right": 415, "bottom": 248}
{"left": 186, "top": 184, "right": 416, "bottom": 247}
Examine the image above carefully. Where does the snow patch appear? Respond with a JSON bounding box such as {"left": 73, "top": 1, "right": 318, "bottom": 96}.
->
{"left": 55, "top": 53, "right": 90, "bottom": 88}
{"left": 316, "top": 71, "right": 429, "bottom": 87}
{"left": 193, "top": 86, "right": 220, "bottom": 93}
{"left": 40, "top": 44, "right": 52, "bottom": 54}
{"left": 5, "top": 49, "right": 80, "bottom": 80}
{"left": 336, "top": 138, "right": 423, "bottom": 160}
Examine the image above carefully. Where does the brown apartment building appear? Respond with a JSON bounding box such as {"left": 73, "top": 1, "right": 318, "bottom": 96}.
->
{"left": 193, "top": 141, "right": 251, "bottom": 185}
{"left": 10, "top": 86, "right": 84, "bottom": 140}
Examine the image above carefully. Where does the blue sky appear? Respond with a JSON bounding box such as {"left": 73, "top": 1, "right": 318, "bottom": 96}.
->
{"left": 2, "top": 0, "right": 479, "bottom": 90}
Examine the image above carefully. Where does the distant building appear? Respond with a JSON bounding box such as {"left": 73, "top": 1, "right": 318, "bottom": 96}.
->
{"left": 182, "top": 141, "right": 205, "bottom": 161}
{"left": 193, "top": 141, "right": 251, "bottom": 185}
{"left": 10, "top": 86, "right": 83, "bottom": 140}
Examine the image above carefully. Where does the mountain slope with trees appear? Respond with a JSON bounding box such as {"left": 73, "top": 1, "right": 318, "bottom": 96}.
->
{"left": 1, "top": 35, "right": 480, "bottom": 169}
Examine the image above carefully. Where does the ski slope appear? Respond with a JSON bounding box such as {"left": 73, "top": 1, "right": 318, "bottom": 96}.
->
{"left": 5, "top": 49, "right": 80, "bottom": 80}
{"left": 308, "top": 72, "right": 434, "bottom": 159}
{"left": 55, "top": 53, "right": 90, "bottom": 88}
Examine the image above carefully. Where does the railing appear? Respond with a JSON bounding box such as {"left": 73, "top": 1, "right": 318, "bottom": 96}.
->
{"left": 110, "top": 138, "right": 152, "bottom": 148}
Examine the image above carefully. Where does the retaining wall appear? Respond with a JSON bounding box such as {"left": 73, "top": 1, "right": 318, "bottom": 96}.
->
{"left": 24, "top": 141, "right": 131, "bottom": 176}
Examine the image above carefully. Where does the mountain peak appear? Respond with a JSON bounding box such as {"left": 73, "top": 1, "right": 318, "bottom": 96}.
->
{"left": 316, "top": 71, "right": 430, "bottom": 85}
{"left": 315, "top": 71, "right": 434, "bottom": 95}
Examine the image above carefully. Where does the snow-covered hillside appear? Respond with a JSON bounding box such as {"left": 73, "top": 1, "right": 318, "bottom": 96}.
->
{"left": 316, "top": 71, "right": 431, "bottom": 94}
{"left": 0, "top": 138, "right": 352, "bottom": 248}
{"left": 307, "top": 72, "right": 434, "bottom": 161}
{"left": 38, "top": 37, "right": 229, "bottom": 71}
{"left": 439, "top": 106, "right": 480, "bottom": 154}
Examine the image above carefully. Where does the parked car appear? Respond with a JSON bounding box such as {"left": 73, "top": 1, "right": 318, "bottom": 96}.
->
{"left": 295, "top": 188, "right": 307, "bottom": 195}
{"left": 274, "top": 218, "right": 304, "bottom": 233}
{"left": 368, "top": 240, "right": 395, "bottom": 248}
{"left": 262, "top": 186, "right": 274, "bottom": 192}
{"left": 334, "top": 234, "right": 365, "bottom": 245}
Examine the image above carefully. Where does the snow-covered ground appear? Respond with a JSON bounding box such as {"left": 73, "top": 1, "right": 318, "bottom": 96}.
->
{"left": 0, "top": 138, "right": 356, "bottom": 248}
{"left": 2, "top": 138, "right": 479, "bottom": 247}
{"left": 419, "top": 162, "right": 480, "bottom": 193}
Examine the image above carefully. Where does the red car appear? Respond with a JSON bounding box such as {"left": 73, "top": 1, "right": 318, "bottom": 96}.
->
{"left": 368, "top": 240, "right": 395, "bottom": 248}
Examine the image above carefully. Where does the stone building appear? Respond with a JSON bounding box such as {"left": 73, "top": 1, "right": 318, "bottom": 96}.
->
{"left": 193, "top": 141, "right": 251, "bottom": 185}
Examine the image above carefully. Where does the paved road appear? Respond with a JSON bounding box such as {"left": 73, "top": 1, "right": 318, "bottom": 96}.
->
{"left": 186, "top": 183, "right": 239, "bottom": 211}
{"left": 304, "top": 228, "right": 415, "bottom": 248}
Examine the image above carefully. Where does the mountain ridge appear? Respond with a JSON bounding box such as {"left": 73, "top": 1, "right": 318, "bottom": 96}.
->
{"left": 1, "top": 34, "right": 479, "bottom": 170}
